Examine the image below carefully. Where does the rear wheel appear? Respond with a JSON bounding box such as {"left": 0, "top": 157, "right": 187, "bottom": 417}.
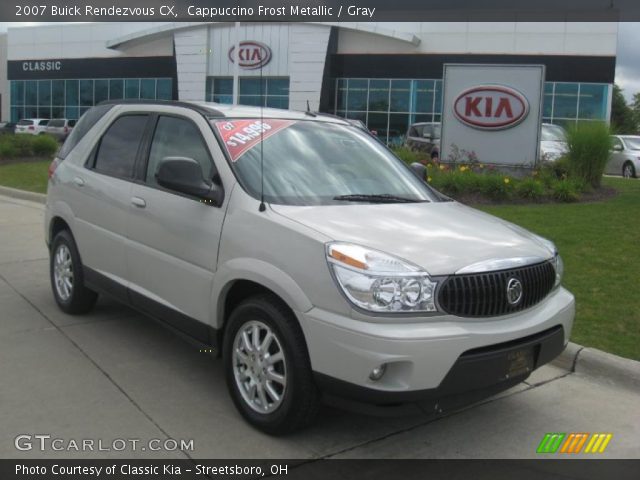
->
{"left": 623, "top": 162, "right": 636, "bottom": 179}
{"left": 223, "top": 294, "right": 320, "bottom": 435}
{"left": 50, "top": 230, "right": 98, "bottom": 314}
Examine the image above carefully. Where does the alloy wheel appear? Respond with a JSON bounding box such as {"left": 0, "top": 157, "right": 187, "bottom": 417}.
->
{"left": 53, "top": 244, "right": 74, "bottom": 301}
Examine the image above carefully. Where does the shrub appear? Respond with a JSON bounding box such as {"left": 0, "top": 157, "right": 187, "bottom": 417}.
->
{"left": 32, "top": 134, "right": 59, "bottom": 156}
{"left": 552, "top": 179, "right": 581, "bottom": 203}
{"left": 392, "top": 146, "right": 423, "bottom": 166}
{"left": 10, "top": 134, "right": 34, "bottom": 157}
{"left": 565, "top": 122, "right": 612, "bottom": 188}
{"left": 0, "top": 140, "right": 17, "bottom": 158}
{"left": 480, "top": 174, "right": 512, "bottom": 201}
{"left": 516, "top": 178, "right": 545, "bottom": 201}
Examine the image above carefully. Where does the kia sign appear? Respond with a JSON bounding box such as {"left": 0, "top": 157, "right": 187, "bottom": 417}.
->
{"left": 228, "top": 41, "right": 272, "bottom": 70}
{"left": 441, "top": 64, "right": 545, "bottom": 167}
{"left": 453, "top": 85, "right": 530, "bottom": 130}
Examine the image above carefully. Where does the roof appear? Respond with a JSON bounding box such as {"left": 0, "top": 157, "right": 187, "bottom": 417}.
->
{"left": 100, "top": 99, "right": 350, "bottom": 124}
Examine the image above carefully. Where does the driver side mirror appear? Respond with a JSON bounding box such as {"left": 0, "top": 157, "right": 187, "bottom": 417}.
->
{"left": 156, "top": 157, "right": 223, "bottom": 206}
{"left": 422, "top": 131, "right": 433, "bottom": 141}
{"left": 612, "top": 144, "right": 623, "bottom": 152}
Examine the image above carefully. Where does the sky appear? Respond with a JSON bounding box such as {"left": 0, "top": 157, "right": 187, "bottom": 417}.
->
{"left": 0, "top": 21, "right": 638, "bottom": 103}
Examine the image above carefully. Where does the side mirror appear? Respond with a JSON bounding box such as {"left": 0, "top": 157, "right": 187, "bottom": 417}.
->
{"left": 156, "top": 157, "right": 223, "bottom": 206}
{"left": 612, "top": 145, "right": 623, "bottom": 152}
{"left": 422, "top": 132, "right": 432, "bottom": 141}
{"left": 409, "top": 162, "right": 427, "bottom": 181}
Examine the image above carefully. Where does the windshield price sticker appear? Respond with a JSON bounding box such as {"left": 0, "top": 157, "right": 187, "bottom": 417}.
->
{"left": 215, "top": 119, "right": 295, "bottom": 162}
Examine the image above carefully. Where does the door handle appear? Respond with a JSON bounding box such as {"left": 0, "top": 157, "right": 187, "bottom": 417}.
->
{"left": 72, "top": 176, "right": 85, "bottom": 187}
{"left": 131, "top": 197, "right": 146, "bottom": 208}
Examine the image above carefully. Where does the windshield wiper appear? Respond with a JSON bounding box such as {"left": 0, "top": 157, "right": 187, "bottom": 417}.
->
{"left": 333, "top": 194, "right": 424, "bottom": 203}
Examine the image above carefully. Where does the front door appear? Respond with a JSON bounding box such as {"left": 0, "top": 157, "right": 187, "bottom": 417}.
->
{"left": 126, "top": 112, "right": 227, "bottom": 340}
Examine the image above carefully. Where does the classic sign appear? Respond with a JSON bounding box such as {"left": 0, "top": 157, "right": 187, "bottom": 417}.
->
{"left": 228, "top": 41, "right": 272, "bottom": 70}
{"left": 453, "top": 85, "right": 530, "bottom": 130}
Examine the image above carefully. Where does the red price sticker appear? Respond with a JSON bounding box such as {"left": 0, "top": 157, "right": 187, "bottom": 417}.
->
{"left": 214, "top": 119, "right": 296, "bottom": 162}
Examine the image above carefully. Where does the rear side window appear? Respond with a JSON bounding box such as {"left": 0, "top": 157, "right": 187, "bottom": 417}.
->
{"left": 94, "top": 115, "right": 148, "bottom": 179}
{"left": 39, "top": 120, "right": 49, "bottom": 126}
{"left": 68, "top": 120, "right": 77, "bottom": 127}
{"left": 18, "top": 120, "right": 33, "bottom": 126}
{"left": 48, "top": 119, "right": 65, "bottom": 127}
{"left": 58, "top": 104, "right": 114, "bottom": 160}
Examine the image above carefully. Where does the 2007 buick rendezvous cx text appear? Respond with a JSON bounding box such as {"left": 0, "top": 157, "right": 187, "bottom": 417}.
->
{"left": 45, "top": 100, "right": 574, "bottom": 434}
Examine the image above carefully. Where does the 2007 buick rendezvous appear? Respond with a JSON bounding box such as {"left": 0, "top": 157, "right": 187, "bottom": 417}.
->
{"left": 45, "top": 101, "right": 575, "bottom": 434}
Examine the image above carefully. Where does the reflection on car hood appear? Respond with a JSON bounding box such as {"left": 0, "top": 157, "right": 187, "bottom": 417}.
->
{"left": 271, "top": 201, "right": 554, "bottom": 275}
{"left": 541, "top": 141, "right": 569, "bottom": 154}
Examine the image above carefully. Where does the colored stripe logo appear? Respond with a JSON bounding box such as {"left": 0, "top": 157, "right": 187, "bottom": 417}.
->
{"left": 537, "top": 433, "right": 612, "bottom": 454}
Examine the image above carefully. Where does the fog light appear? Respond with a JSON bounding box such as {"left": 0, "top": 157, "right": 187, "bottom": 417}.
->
{"left": 369, "top": 364, "right": 387, "bottom": 381}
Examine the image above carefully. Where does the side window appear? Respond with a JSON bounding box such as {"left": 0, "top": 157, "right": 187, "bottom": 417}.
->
{"left": 146, "top": 116, "right": 214, "bottom": 186}
{"left": 612, "top": 137, "right": 623, "bottom": 150}
{"left": 94, "top": 115, "right": 148, "bottom": 179}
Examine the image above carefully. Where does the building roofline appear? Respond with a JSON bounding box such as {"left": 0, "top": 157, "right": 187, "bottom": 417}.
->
{"left": 105, "top": 22, "right": 421, "bottom": 50}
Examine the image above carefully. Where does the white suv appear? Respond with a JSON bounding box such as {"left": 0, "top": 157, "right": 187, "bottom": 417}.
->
{"left": 45, "top": 101, "right": 575, "bottom": 434}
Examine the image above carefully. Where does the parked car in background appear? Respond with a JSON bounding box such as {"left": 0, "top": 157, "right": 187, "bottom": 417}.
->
{"left": 405, "top": 122, "right": 441, "bottom": 159}
{"left": 607, "top": 135, "right": 640, "bottom": 178}
{"left": 16, "top": 118, "right": 49, "bottom": 135}
{"left": 540, "top": 123, "right": 569, "bottom": 162}
{"left": 0, "top": 122, "right": 16, "bottom": 135}
{"left": 46, "top": 118, "right": 77, "bottom": 141}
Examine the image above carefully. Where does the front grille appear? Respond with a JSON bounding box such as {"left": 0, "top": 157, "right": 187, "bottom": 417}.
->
{"left": 438, "top": 261, "right": 556, "bottom": 317}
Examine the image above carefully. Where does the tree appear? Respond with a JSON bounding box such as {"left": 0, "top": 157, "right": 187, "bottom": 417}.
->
{"left": 631, "top": 92, "right": 640, "bottom": 134}
{"left": 610, "top": 84, "right": 637, "bottom": 134}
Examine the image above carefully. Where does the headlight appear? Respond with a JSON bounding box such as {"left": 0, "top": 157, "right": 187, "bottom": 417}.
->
{"left": 553, "top": 254, "right": 564, "bottom": 288}
{"left": 326, "top": 243, "right": 438, "bottom": 313}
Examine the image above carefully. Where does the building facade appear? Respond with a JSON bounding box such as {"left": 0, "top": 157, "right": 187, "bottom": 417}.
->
{"left": 5, "top": 22, "right": 617, "bottom": 144}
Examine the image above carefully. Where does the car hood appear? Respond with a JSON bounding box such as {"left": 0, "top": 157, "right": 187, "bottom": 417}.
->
{"left": 541, "top": 141, "right": 568, "bottom": 154}
{"left": 271, "top": 201, "right": 554, "bottom": 275}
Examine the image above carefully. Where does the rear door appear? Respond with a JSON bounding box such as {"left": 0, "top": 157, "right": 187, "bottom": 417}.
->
{"left": 69, "top": 113, "right": 150, "bottom": 294}
{"left": 126, "top": 111, "right": 227, "bottom": 338}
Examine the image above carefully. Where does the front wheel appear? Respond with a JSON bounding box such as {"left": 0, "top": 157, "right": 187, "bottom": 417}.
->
{"left": 50, "top": 230, "right": 98, "bottom": 314}
{"left": 223, "top": 295, "right": 320, "bottom": 435}
{"left": 623, "top": 162, "right": 636, "bottom": 179}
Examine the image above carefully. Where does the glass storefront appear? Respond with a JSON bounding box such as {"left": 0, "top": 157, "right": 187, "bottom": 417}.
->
{"left": 10, "top": 78, "right": 173, "bottom": 122}
{"left": 206, "top": 77, "right": 290, "bottom": 109}
{"left": 334, "top": 78, "right": 611, "bottom": 145}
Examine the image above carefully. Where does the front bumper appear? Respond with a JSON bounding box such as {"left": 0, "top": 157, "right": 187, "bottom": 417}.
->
{"left": 298, "top": 287, "right": 574, "bottom": 408}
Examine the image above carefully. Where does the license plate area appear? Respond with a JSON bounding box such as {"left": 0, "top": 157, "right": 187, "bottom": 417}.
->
{"left": 505, "top": 348, "right": 534, "bottom": 379}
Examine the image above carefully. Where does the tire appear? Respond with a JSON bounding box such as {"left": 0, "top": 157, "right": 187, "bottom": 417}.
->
{"left": 623, "top": 162, "right": 636, "bottom": 179}
{"left": 223, "top": 294, "right": 320, "bottom": 435}
{"left": 50, "top": 229, "right": 98, "bottom": 314}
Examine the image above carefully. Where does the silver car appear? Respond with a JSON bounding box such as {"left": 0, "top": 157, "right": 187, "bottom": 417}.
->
{"left": 45, "top": 101, "right": 574, "bottom": 434}
{"left": 406, "top": 122, "right": 441, "bottom": 158}
{"left": 540, "top": 123, "right": 569, "bottom": 162}
{"left": 45, "top": 118, "right": 77, "bottom": 141}
{"left": 607, "top": 135, "right": 640, "bottom": 178}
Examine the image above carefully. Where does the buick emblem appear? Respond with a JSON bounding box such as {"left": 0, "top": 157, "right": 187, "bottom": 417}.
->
{"left": 506, "top": 277, "right": 523, "bottom": 306}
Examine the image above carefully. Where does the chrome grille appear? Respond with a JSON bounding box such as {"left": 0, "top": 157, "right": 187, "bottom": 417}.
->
{"left": 438, "top": 261, "right": 556, "bottom": 317}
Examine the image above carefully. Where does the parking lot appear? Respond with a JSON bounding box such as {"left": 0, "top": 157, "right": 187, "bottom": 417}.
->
{"left": 1, "top": 193, "right": 638, "bottom": 460}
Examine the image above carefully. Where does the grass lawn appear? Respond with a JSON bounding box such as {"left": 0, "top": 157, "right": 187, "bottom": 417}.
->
{"left": 0, "top": 161, "right": 638, "bottom": 359}
{"left": 480, "top": 177, "right": 640, "bottom": 361}
{"left": 0, "top": 160, "right": 50, "bottom": 194}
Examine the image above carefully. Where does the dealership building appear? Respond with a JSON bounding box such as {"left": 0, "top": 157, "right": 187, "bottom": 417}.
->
{"left": 2, "top": 21, "right": 617, "bottom": 144}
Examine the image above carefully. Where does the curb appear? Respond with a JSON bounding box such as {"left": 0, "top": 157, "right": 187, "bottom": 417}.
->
{"left": 553, "top": 342, "right": 640, "bottom": 392}
{"left": 0, "top": 185, "right": 46, "bottom": 204}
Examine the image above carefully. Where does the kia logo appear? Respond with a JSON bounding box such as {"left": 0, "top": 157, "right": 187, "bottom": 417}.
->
{"left": 454, "top": 85, "right": 529, "bottom": 130}
{"left": 506, "top": 277, "right": 524, "bottom": 306}
{"left": 228, "top": 41, "right": 272, "bottom": 70}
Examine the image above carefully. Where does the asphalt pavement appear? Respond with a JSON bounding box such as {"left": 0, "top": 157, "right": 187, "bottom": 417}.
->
{"left": 0, "top": 193, "right": 638, "bottom": 459}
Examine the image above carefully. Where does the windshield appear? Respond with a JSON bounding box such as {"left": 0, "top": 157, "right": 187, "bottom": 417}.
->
{"left": 622, "top": 137, "right": 640, "bottom": 150}
{"left": 541, "top": 125, "right": 567, "bottom": 142}
{"left": 212, "top": 119, "right": 441, "bottom": 206}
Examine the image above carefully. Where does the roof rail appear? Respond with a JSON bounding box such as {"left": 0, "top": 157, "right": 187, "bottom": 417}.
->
{"left": 96, "top": 99, "right": 226, "bottom": 117}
